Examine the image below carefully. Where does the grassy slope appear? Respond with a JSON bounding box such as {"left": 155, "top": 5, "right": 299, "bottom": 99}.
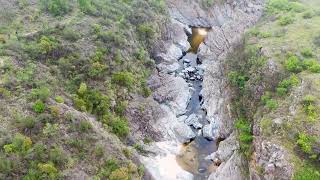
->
{"left": 226, "top": 0, "right": 320, "bottom": 179}
{"left": 0, "top": 0, "right": 166, "bottom": 179}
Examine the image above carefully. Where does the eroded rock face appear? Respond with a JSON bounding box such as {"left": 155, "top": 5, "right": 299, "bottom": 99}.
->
{"left": 250, "top": 140, "right": 293, "bottom": 180}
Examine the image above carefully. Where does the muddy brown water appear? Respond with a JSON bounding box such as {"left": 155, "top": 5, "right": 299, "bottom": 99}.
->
{"left": 188, "top": 28, "right": 209, "bottom": 53}
{"left": 176, "top": 27, "right": 217, "bottom": 179}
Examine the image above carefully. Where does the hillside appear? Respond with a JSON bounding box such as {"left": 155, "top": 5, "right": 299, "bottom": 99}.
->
{"left": 0, "top": 0, "right": 166, "bottom": 179}
{"left": 224, "top": 0, "right": 320, "bottom": 179}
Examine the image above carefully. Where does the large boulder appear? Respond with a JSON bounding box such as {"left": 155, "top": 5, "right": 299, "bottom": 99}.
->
{"left": 173, "top": 122, "right": 196, "bottom": 143}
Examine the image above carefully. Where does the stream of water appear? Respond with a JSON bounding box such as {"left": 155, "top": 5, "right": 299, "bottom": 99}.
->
{"left": 175, "top": 27, "right": 217, "bottom": 180}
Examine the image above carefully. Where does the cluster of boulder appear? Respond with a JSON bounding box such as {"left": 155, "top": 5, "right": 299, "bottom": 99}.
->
{"left": 178, "top": 53, "right": 205, "bottom": 82}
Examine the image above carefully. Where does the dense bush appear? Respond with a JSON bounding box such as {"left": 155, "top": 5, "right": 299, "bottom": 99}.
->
{"left": 55, "top": 96, "right": 64, "bottom": 103}
{"left": 40, "top": 0, "right": 70, "bottom": 16}
{"left": 276, "top": 75, "right": 299, "bottom": 96}
{"left": 109, "top": 117, "right": 129, "bottom": 137}
{"left": 303, "top": 11, "right": 315, "bottom": 19}
{"left": 228, "top": 71, "right": 249, "bottom": 91}
{"left": 285, "top": 56, "right": 303, "bottom": 73}
{"left": 293, "top": 164, "right": 320, "bottom": 180}
{"left": 3, "top": 133, "right": 32, "bottom": 154}
{"left": 31, "top": 87, "right": 51, "bottom": 101}
{"left": 235, "top": 118, "right": 253, "bottom": 157}
{"left": 278, "top": 15, "right": 295, "bottom": 26}
{"left": 32, "top": 100, "right": 46, "bottom": 113}
{"left": 111, "top": 72, "right": 135, "bottom": 90}
{"left": 303, "top": 59, "right": 320, "bottom": 73}
{"left": 78, "top": 0, "right": 95, "bottom": 14}
{"left": 297, "top": 133, "right": 315, "bottom": 155}
{"left": 301, "top": 48, "right": 313, "bottom": 58}
{"left": 266, "top": 0, "right": 305, "bottom": 14}
{"left": 79, "top": 120, "right": 92, "bottom": 132}
{"left": 261, "top": 91, "right": 278, "bottom": 110}
{"left": 302, "top": 95, "right": 317, "bottom": 121}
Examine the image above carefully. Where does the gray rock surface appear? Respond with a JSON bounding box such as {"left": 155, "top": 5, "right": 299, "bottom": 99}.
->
{"left": 209, "top": 151, "right": 247, "bottom": 180}
{"left": 250, "top": 140, "right": 293, "bottom": 180}
{"left": 184, "top": 114, "right": 202, "bottom": 129}
{"left": 173, "top": 122, "right": 196, "bottom": 143}
{"left": 206, "top": 132, "right": 239, "bottom": 163}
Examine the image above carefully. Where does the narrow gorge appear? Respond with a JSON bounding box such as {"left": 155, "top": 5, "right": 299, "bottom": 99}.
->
{"left": 137, "top": 0, "right": 265, "bottom": 179}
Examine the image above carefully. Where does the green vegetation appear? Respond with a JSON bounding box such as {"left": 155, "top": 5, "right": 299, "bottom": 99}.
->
{"left": 40, "top": 0, "right": 70, "bottom": 16}
{"left": 293, "top": 164, "right": 320, "bottom": 180}
{"left": 235, "top": 118, "right": 253, "bottom": 157}
{"left": 32, "top": 100, "right": 46, "bottom": 113}
{"left": 276, "top": 75, "right": 299, "bottom": 96}
{"left": 278, "top": 15, "right": 295, "bottom": 26}
{"left": 0, "top": 0, "right": 166, "bottom": 178}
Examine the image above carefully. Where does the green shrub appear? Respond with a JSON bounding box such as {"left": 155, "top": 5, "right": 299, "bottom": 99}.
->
{"left": 235, "top": 118, "right": 253, "bottom": 157}
{"left": 55, "top": 96, "right": 64, "bottom": 103}
{"left": 261, "top": 91, "right": 272, "bottom": 104}
{"left": 32, "top": 143, "right": 47, "bottom": 162}
{"left": 266, "top": 0, "right": 304, "bottom": 14}
{"left": 137, "top": 24, "right": 156, "bottom": 40}
{"left": 40, "top": 0, "right": 70, "bottom": 16}
{"left": 228, "top": 71, "right": 249, "bottom": 91}
{"left": 78, "top": 0, "right": 95, "bottom": 14}
{"left": 42, "top": 123, "right": 59, "bottom": 137}
{"left": 110, "top": 117, "right": 129, "bottom": 137}
{"left": 38, "top": 36, "right": 58, "bottom": 55}
{"left": 303, "top": 11, "right": 315, "bottom": 19}
{"left": 94, "top": 145, "right": 104, "bottom": 158}
{"left": 112, "top": 72, "right": 135, "bottom": 89}
{"left": 49, "top": 146, "right": 67, "bottom": 167}
{"left": 32, "top": 100, "right": 46, "bottom": 113}
{"left": 31, "top": 87, "right": 51, "bottom": 101}
{"left": 62, "top": 28, "right": 81, "bottom": 42}
{"left": 303, "top": 95, "right": 316, "bottom": 106}
{"left": 17, "top": 116, "right": 36, "bottom": 129}
{"left": 138, "top": 165, "right": 145, "bottom": 177}
{"left": 133, "top": 144, "right": 145, "bottom": 153}
{"left": 301, "top": 48, "right": 313, "bottom": 58}
{"left": 289, "top": 2, "right": 305, "bottom": 13}
{"left": 88, "top": 62, "right": 107, "bottom": 78}
{"left": 266, "top": 99, "right": 278, "bottom": 110}
{"left": 297, "top": 133, "right": 315, "bottom": 154}
{"left": 38, "top": 163, "right": 58, "bottom": 178}
{"left": 276, "top": 75, "right": 299, "bottom": 96}
{"left": 303, "top": 59, "right": 320, "bottom": 73}
{"left": 278, "top": 15, "right": 295, "bottom": 26}
{"left": 115, "top": 101, "right": 128, "bottom": 116}
{"left": 79, "top": 120, "right": 92, "bottom": 132}
{"left": 98, "top": 159, "right": 119, "bottom": 178}
{"left": 3, "top": 133, "right": 32, "bottom": 154}
{"left": 302, "top": 95, "right": 317, "bottom": 121}
{"left": 109, "top": 167, "right": 129, "bottom": 180}
{"left": 285, "top": 56, "right": 303, "bottom": 73}
{"left": 0, "top": 156, "right": 13, "bottom": 176}
{"left": 293, "top": 164, "right": 320, "bottom": 180}
{"left": 98, "top": 31, "right": 126, "bottom": 47}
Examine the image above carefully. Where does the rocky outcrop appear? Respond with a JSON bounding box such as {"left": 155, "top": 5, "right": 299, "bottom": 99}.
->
{"left": 206, "top": 133, "right": 246, "bottom": 180}
{"left": 250, "top": 140, "right": 294, "bottom": 180}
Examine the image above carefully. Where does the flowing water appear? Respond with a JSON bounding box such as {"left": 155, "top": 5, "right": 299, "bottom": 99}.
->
{"left": 175, "top": 27, "right": 217, "bottom": 179}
